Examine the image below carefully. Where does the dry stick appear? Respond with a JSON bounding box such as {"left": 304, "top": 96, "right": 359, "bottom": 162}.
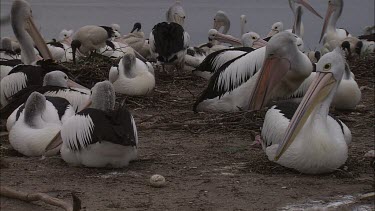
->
{"left": 0, "top": 186, "right": 81, "bottom": 211}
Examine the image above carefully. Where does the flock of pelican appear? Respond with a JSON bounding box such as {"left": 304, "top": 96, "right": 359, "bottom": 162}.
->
{"left": 0, "top": 0, "right": 374, "bottom": 173}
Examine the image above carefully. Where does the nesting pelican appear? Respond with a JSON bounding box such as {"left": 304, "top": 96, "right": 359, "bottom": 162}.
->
{"left": 109, "top": 48, "right": 155, "bottom": 96}
{"left": 9, "top": 92, "right": 75, "bottom": 156}
{"left": 45, "top": 81, "right": 138, "bottom": 168}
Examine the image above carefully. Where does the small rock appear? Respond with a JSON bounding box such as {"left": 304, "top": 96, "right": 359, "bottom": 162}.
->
{"left": 149, "top": 174, "right": 166, "bottom": 188}
{"left": 364, "top": 150, "right": 375, "bottom": 158}
{"left": 281, "top": 186, "right": 287, "bottom": 189}
{"left": 343, "top": 166, "right": 348, "bottom": 171}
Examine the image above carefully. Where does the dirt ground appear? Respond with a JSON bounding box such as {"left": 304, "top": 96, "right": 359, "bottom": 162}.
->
{"left": 0, "top": 54, "right": 374, "bottom": 211}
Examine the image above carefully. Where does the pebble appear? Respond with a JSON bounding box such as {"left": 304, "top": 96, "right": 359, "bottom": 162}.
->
{"left": 149, "top": 174, "right": 166, "bottom": 188}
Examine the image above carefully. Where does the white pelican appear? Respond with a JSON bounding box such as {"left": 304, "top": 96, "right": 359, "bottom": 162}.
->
{"left": 267, "top": 0, "right": 322, "bottom": 38}
{"left": 2, "top": 70, "right": 89, "bottom": 121}
{"left": 288, "top": 0, "right": 322, "bottom": 39}
{"left": 261, "top": 48, "right": 351, "bottom": 174}
{"left": 319, "top": 0, "right": 351, "bottom": 45}
{"left": 8, "top": 92, "right": 75, "bottom": 156}
{"left": 1, "top": 37, "right": 21, "bottom": 60}
{"left": 166, "top": 0, "right": 186, "bottom": 26}
{"left": 213, "top": 10, "right": 230, "bottom": 34}
{"left": 115, "top": 22, "right": 151, "bottom": 59}
{"left": 149, "top": 22, "right": 190, "bottom": 70}
{"left": 193, "top": 32, "right": 267, "bottom": 80}
{"left": 57, "top": 29, "right": 74, "bottom": 45}
{"left": 194, "top": 32, "right": 312, "bottom": 112}
{"left": 71, "top": 25, "right": 115, "bottom": 63}
{"left": 109, "top": 48, "right": 155, "bottom": 96}
{"left": 45, "top": 81, "right": 138, "bottom": 168}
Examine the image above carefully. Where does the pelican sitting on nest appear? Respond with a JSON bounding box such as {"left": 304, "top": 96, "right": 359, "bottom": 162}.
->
{"left": 192, "top": 32, "right": 267, "bottom": 79}
{"left": 109, "top": 48, "right": 155, "bottom": 95}
{"left": 194, "top": 32, "right": 312, "bottom": 112}
{"left": 9, "top": 92, "right": 75, "bottom": 156}
{"left": 45, "top": 81, "right": 138, "bottom": 168}
{"left": 261, "top": 48, "right": 351, "bottom": 174}
{"left": 2, "top": 70, "right": 89, "bottom": 122}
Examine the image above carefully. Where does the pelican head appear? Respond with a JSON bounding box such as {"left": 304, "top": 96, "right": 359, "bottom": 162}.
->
{"left": 274, "top": 48, "right": 346, "bottom": 161}
{"left": 213, "top": 10, "right": 230, "bottom": 34}
{"left": 11, "top": 0, "right": 52, "bottom": 64}
{"left": 88, "top": 81, "right": 116, "bottom": 112}
{"left": 249, "top": 31, "right": 312, "bottom": 111}
{"left": 43, "top": 70, "right": 85, "bottom": 89}
{"left": 24, "top": 92, "right": 47, "bottom": 127}
{"left": 1, "top": 37, "right": 13, "bottom": 51}
{"left": 111, "top": 23, "right": 121, "bottom": 32}
{"left": 208, "top": 29, "right": 242, "bottom": 46}
{"left": 58, "top": 29, "right": 74, "bottom": 44}
{"left": 320, "top": 0, "right": 344, "bottom": 43}
{"left": 166, "top": 1, "right": 186, "bottom": 26}
{"left": 131, "top": 22, "right": 142, "bottom": 33}
{"left": 267, "top": 22, "right": 284, "bottom": 37}
{"left": 289, "top": 0, "right": 322, "bottom": 19}
{"left": 241, "top": 32, "right": 267, "bottom": 48}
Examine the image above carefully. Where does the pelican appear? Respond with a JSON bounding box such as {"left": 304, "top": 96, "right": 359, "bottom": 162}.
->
{"left": 109, "top": 48, "right": 155, "bottom": 96}
{"left": 1, "top": 37, "right": 21, "bottom": 60}
{"left": 0, "top": 0, "right": 71, "bottom": 107}
{"left": 193, "top": 32, "right": 267, "bottom": 79}
{"left": 194, "top": 32, "right": 312, "bottom": 112}
{"left": 261, "top": 48, "right": 351, "bottom": 174}
{"left": 267, "top": 0, "right": 322, "bottom": 38}
{"left": 71, "top": 25, "right": 115, "bottom": 63}
{"left": 57, "top": 29, "right": 74, "bottom": 45}
{"left": 288, "top": 0, "right": 322, "bottom": 38}
{"left": 8, "top": 92, "right": 75, "bottom": 156}
{"left": 149, "top": 22, "right": 190, "bottom": 70}
{"left": 213, "top": 10, "right": 230, "bottom": 34}
{"left": 319, "top": 0, "right": 351, "bottom": 45}
{"left": 166, "top": 0, "right": 186, "bottom": 26}
{"left": 115, "top": 22, "right": 151, "bottom": 59}
{"left": 2, "top": 70, "right": 89, "bottom": 121}
{"left": 45, "top": 81, "right": 138, "bottom": 168}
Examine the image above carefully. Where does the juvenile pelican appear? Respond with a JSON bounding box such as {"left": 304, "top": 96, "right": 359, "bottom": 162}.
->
{"left": 71, "top": 25, "right": 115, "bottom": 63}
{"left": 45, "top": 81, "right": 138, "bottom": 168}
{"left": 115, "top": 22, "right": 150, "bottom": 59}
{"left": 166, "top": 1, "right": 186, "bottom": 26}
{"left": 9, "top": 92, "right": 75, "bottom": 156}
{"left": 109, "top": 48, "right": 155, "bottom": 96}
{"left": 262, "top": 48, "right": 351, "bottom": 174}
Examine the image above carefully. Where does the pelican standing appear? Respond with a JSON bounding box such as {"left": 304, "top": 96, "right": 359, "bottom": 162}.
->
{"left": 261, "top": 48, "right": 351, "bottom": 174}
{"left": 319, "top": 0, "right": 351, "bottom": 46}
{"left": 149, "top": 22, "right": 190, "bottom": 71}
{"left": 45, "top": 81, "right": 138, "bottom": 168}
{"left": 71, "top": 25, "right": 115, "bottom": 63}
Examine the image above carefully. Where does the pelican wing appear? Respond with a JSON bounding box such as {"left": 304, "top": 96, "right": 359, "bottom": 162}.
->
{"left": 193, "top": 47, "right": 255, "bottom": 75}
{"left": 62, "top": 106, "right": 137, "bottom": 151}
{"left": 194, "top": 47, "right": 265, "bottom": 105}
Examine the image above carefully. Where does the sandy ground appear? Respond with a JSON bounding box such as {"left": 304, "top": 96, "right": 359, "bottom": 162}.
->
{"left": 0, "top": 55, "right": 374, "bottom": 210}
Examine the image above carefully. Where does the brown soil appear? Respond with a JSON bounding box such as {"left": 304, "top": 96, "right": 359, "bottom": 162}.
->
{"left": 1, "top": 54, "right": 374, "bottom": 211}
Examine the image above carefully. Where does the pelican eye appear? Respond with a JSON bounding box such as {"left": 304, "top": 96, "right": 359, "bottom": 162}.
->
{"left": 214, "top": 18, "right": 216, "bottom": 21}
{"left": 64, "top": 76, "right": 68, "bottom": 80}
{"left": 324, "top": 63, "right": 331, "bottom": 70}
{"left": 252, "top": 36, "right": 256, "bottom": 39}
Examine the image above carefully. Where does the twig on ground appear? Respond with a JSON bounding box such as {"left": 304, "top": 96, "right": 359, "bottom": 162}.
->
{"left": 0, "top": 186, "right": 81, "bottom": 211}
